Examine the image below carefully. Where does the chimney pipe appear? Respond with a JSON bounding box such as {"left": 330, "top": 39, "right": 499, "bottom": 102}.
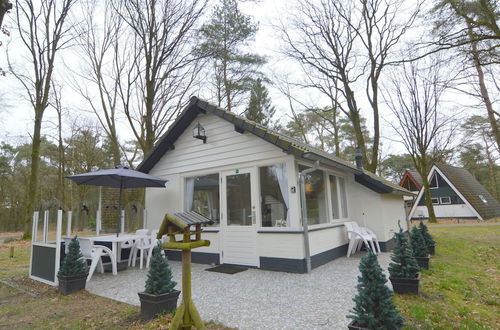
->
{"left": 355, "top": 147, "right": 363, "bottom": 170}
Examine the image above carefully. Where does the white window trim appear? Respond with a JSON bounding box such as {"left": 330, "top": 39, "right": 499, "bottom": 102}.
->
{"left": 431, "top": 197, "right": 440, "bottom": 205}
{"left": 430, "top": 173, "right": 439, "bottom": 189}
{"left": 440, "top": 196, "right": 451, "bottom": 205}
{"left": 181, "top": 172, "right": 222, "bottom": 228}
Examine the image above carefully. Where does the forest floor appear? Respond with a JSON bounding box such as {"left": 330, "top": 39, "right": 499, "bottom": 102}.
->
{"left": 395, "top": 224, "right": 500, "bottom": 329}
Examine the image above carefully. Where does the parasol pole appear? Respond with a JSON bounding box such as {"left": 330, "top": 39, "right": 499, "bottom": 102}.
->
{"left": 118, "top": 180, "right": 123, "bottom": 237}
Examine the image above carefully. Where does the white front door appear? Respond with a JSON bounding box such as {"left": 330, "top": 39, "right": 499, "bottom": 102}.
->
{"left": 221, "top": 168, "right": 259, "bottom": 267}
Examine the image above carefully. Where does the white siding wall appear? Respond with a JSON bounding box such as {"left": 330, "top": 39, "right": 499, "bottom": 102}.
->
{"left": 309, "top": 226, "right": 348, "bottom": 255}
{"left": 380, "top": 194, "right": 408, "bottom": 241}
{"left": 412, "top": 204, "right": 477, "bottom": 219}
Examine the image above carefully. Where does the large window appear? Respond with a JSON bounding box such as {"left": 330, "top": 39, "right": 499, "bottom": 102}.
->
{"left": 185, "top": 173, "right": 220, "bottom": 226}
{"left": 300, "top": 165, "right": 328, "bottom": 225}
{"left": 338, "top": 177, "right": 348, "bottom": 218}
{"left": 260, "top": 164, "right": 288, "bottom": 227}
{"left": 329, "top": 175, "right": 348, "bottom": 220}
{"left": 329, "top": 175, "right": 340, "bottom": 219}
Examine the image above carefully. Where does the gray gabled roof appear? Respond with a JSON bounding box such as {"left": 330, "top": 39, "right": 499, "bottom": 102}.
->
{"left": 137, "top": 96, "right": 412, "bottom": 195}
{"left": 435, "top": 164, "right": 500, "bottom": 220}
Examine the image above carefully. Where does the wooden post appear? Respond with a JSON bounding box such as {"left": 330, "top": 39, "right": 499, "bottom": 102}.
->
{"left": 9, "top": 247, "right": 14, "bottom": 258}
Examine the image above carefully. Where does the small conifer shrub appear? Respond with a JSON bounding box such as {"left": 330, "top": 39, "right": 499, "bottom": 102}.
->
{"left": 418, "top": 221, "right": 435, "bottom": 254}
{"left": 58, "top": 236, "right": 86, "bottom": 276}
{"left": 348, "top": 251, "right": 404, "bottom": 329}
{"left": 410, "top": 226, "right": 428, "bottom": 258}
{"left": 145, "top": 241, "right": 177, "bottom": 295}
{"left": 389, "top": 228, "right": 420, "bottom": 279}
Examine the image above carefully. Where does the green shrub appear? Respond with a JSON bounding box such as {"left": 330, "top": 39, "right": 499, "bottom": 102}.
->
{"left": 389, "top": 228, "right": 420, "bottom": 278}
{"left": 410, "top": 226, "right": 428, "bottom": 258}
{"left": 58, "top": 237, "right": 87, "bottom": 276}
{"left": 419, "top": 221, "right": 435, "bottom": 254}
{"left": 145, "top": 241, "right": 177, "bottom": 295}
{"left": 348, "top": 251, "right": 404, "bottom": 329}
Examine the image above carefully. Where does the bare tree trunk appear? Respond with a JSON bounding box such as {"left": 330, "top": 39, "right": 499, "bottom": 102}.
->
{"left": 468, "top": 23, "right": 500, "bottom": 151}
{"left": 25, "top": 113, "right": 42, "bottom": 235}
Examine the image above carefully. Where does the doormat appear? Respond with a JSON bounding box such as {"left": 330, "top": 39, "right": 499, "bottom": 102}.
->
{"left": 205, "top": 264, "right": 248, "bottom": 274}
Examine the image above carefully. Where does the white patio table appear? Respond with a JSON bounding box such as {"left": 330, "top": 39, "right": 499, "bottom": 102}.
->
{"left": 83, "top": 234, "right": 148, "bottom": 270}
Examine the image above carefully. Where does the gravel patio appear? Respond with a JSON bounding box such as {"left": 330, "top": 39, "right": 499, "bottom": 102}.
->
{"left": 86, "top": 252, "right": 392, "bottom": 330}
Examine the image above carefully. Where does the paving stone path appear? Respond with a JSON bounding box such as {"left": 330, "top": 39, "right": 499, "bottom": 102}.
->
{"left": 87, "top": 252, "right": 392, "bottom": 330}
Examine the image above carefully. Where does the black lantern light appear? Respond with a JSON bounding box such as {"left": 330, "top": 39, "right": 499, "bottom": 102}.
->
{"left": 192, "top": 122, "right": 206, "bottom": 143}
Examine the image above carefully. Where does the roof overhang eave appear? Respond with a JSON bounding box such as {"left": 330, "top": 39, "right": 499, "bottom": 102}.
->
{"left": 301, "top": 152, "right": 361, "bottom": 174}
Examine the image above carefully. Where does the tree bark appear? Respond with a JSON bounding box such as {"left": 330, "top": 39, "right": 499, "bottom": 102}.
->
{"left": 468, "top": 23, "right": 500, "bottom": 151}
{"left": 24, "top": 112, "right": 43, "bottom": 236}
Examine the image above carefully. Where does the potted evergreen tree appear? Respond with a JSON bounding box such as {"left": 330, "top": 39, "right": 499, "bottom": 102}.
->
{"left": 388, "top": 228, "right": 421, "bottom": 294}
{"left": 57, "top": 236, "right": 88, "bottom": 295}
{"left": 410, "top": 226, "right": 430, "bottom": 270}
{"left": 138, "top": 241, "right": 180, "bottom": 320}
{"left": 419, "top": 221, "right": 435, "bottom": 255}
{"left": 348, "top": 251, "right": 404, "bottom": 330}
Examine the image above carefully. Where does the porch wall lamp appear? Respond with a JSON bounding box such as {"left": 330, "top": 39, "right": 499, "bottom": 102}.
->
{"left": 192, "top": 122, "right": 207, "bottom": 143}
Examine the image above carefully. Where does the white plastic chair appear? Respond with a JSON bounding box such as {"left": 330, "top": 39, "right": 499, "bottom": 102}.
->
{"left": 344, "top": 222, "right": 379, "bottom": 257}
{"left": 146, "top": 229, "right": 162, "bottom": 268}
{"left": 130, "top": 229, "right": 153, "bottom": 269}
{"left": 79, "top": 237, "right": 117, "bottom": 282}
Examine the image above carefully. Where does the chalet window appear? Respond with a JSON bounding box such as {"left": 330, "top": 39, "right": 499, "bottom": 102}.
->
{"left": 300, "top": 165, "right": 328, "bottom": 225}
{"left": 429, "top": 174, "right": 438, "bottom": 189}
{"left": 259, "top": 164, "right": 289, "bottom": 227}
{"left": 329, "top": 175, "right": 340, "bottom": 219}
{"left": 339, "top": 177, "right": 348, "bottom": 218}
{"left": 431, "top": 197, "right": 440, "bottom": 205}
{"left": 440, "top": 196, "right": 451, "bottom": 204}
{"left": 185, "top": 173, "right": 220, "bottom": 226}
{"left": 405, "top": 201, "right": 413, "bottom": 208}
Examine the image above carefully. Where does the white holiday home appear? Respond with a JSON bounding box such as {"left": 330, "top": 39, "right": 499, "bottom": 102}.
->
{"left": 137, "top": 97, "right": 411, "bottom": 273}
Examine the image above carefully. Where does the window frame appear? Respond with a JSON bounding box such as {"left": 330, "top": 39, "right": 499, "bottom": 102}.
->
{"left": 258, "top": 163, "right": 289, "bottom": 228}
{"left": 182, "top": 172, "right": 222, "bottom": 228}
{"left": 429, "top": 173, "right": 439, "bottom": 189}
{"left": 440, "top": 196, "right": 451, "bottom": 205}
{"left": 431, "top": 197, "right": 440, "bottom": 205}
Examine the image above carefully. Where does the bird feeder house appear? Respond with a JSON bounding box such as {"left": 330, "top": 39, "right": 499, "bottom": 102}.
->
{"left": 157, "top": 211, "right": 213, "bottom": 330}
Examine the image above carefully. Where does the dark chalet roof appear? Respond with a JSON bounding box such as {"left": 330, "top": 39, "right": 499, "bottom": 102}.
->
{"left": 435, "top": 164, "right": 500, "bottom": 220}
{"left": 137, "top": 96, "right": 412, "bottom": 196}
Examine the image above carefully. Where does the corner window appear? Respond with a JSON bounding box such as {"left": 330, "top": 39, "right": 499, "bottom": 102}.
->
{"left": 440, "top": 196, "right": 451, "bottom": 204}
{"left": 299, "top": 165, "right": 328, "bottom": 225}
{"left": 329, "top": 175, "right": 340, "bottom": 219}
{"left": 431, "top": 197, "right": 440, "bottom": 205}
{"left": 185, "top": 173, "right": 220, "bottom": 226}
{"left": 260, "top": 164, "right": 289, "bottom": 227}
{"left": 338, "top": 177, "right": 348, "bottom": 218}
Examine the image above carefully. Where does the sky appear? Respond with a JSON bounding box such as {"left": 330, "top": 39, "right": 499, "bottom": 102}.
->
{"left": 0, "top": 0, "right": 488, "bottom": 162}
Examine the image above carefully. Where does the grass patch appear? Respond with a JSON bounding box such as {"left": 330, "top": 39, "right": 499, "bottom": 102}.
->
{"left": 395, "top": 225, "right": 500, "bottom": 329}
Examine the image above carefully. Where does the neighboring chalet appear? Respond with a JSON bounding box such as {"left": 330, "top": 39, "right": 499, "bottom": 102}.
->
{"left": 137, "top": 97, "right": 412, "bottom": 273}
{"left": 407, "top": 163, "right": 500, "bottom": 221}
{"left": 399, "top": 169, "right": 422, "bottom": 215}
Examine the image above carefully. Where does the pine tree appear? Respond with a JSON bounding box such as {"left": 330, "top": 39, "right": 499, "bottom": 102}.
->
{"left": 348, "top": 251, "right": 404, "bottom": 329}
{"left": 389, "top": 229, "right": 420, "bottom": 278}
{"left": 244, "top": 79, "right": 276, "bottom": 127}
{"left": 58, "top": 237, "right": 86, "bottom": 276}
{"left": 196, "top": 0, "right": 265, "bottom": 112}
{"left": 410, "top": 226, "right": 428, "bottom": 258}
{"left": 145, "top": 241, "right": 177, "bottom": 295}
{"left": 418, "top": 221, "right": 435, "bottom": 254}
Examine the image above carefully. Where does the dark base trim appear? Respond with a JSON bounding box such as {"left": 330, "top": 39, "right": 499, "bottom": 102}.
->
{"left": 379, "top": 237, "right": 396, "bottom": 252}
{"left": 410, "top": 216, "right": 478, "bottom": 220}
{"left": 164, "top": 250, "right": 220, "bottom": 264}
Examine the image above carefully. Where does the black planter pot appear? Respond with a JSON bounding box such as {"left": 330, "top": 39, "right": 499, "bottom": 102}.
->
{"left": 138, "top": 290, "right": 180, "bottom": 320}
{"left": 347, "top": 320, "right": 371, "bottom": 330}
{"left": 390, "top": 273, "right": 420, "bottom": 294}
{"left": 429, "top": 244, "right": 435, "bottom": 255}
{"left": 57, "top": 273, "right": 87, "bottom": 295}
{"left": 415, "top": 255, "right": 430, "bottom": 270}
